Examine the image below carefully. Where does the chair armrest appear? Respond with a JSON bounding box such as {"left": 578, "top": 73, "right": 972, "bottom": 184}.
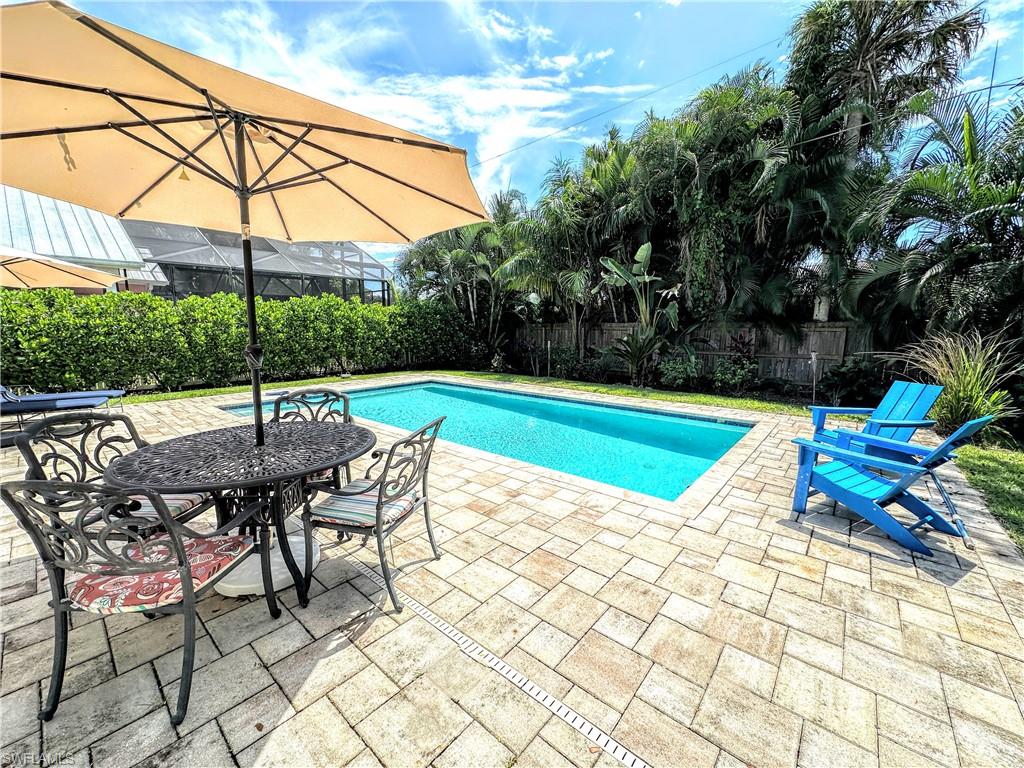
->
{"left": 792, "top": 438, "right": 925, "bottom": 476}
{"left": 809, "top": 406, "right": 874, "bottom": 431}
{"left": 307, "top": 475, "right": 382, "bottom": 498}
{"left": 174, "top": 498, "right": 267, "bottom": 539}
{"left": 834, "top": 429, "right": 931, "bottom": 457}
{"left": 866, "top": 418, "right": 935, "bottom": 430}
{"left": 809, "top": 406, "right": 876, "bottom": 415}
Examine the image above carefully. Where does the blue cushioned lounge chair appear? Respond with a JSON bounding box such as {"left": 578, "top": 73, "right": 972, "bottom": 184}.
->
{"left": 0, "top": 384, "right": 125, "bottom": 404}
{"left": 792, "top": 415, "right": 993, "bottom": 556}
{"left": 810, "top": 381, "right": 943, "bottom": 457}
{"left": 0, "top": 385, "right": 124, "bottom": 429}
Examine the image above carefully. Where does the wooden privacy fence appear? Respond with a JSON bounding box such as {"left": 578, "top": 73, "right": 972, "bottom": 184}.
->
{"left": 517, "top": 321, "right": 872, "bottom": 386}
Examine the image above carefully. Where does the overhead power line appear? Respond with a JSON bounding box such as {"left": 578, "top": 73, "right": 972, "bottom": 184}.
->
{"left": 787, "top": 77, "right": 1024, "bottom": 148}
{"left": 471, "top": 35, "right": 788, "bottom": 167}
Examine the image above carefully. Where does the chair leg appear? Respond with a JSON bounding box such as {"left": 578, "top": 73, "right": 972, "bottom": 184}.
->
{"left": 375, "top": 529, "right": 402, "bottom": 613}
{"left": 258, "top": 525, "right": 282, "bottom": 619}
{"left": 864, "top": 501, "right": 934, "bottom": 556}
{"left": 792, "top": 445, "right": 814, "bottom": 513}
{"left": 40, "top": 605, "right": 68, "bottom": 721}
{"left": 423, "top": 498, "right": 441, "bottom": 560}
{"left": 172, "top": 605, "right": 197, "bottom": 727}
{"left": 301, "top": 514, "right": 315, "bottom": 604}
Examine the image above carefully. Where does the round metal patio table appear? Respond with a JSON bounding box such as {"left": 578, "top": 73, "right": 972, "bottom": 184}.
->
{"left": 104, "top": 421, "right": 376, "bottom": 604}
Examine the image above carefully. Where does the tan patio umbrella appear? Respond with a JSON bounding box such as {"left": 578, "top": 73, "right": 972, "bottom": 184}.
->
{"left": 0, "top": 1, "right": 487, "bottom": 444}
{"left": 0, "top": 245, "right": 122, "bottom": 289}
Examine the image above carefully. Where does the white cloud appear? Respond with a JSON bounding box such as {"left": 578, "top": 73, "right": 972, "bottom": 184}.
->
{"left": 575, "top": 83, "right": 653, "bottom": 96}
{"left": 634, "top": 11, "right": 643, "bottom": 20}
{"left": 638, "top": 59, "right": 646, "bottom": 70}
{"left": 157, "top": 1, "right": 632, "bottom": 205}
{"left": 446, "top": 1, "right": 554, "bottom": 47}
{"left": 967, "top": 0, "right": 1022, "bottom": 72}
{"left": 663, "top": 0, "right": 684, "bottom": 6}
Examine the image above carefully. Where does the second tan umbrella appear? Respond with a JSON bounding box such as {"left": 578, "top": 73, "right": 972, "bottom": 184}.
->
{"left": 0, "top": 1, "right": 487, "bottom": 444}
{"left": 0, "top": 246, "right": 121, "bottom": 290}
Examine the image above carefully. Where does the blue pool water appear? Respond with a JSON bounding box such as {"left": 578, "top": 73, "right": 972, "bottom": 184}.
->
{"left": 226, "top": 382, "right": 749, "bottom": 500}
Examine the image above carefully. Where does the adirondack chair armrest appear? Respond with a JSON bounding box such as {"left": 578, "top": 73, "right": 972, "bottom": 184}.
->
{"left": 833, "top": 429, "right": 931, "bottom": 457}
{"left": 865, "top": 418, "right": 935, "bottom": 430}
{"left": 808, "top": 406, "right": 874, "bottom": 430}
{"left": 792, "top": 438, "right": 924, "bottom": 476}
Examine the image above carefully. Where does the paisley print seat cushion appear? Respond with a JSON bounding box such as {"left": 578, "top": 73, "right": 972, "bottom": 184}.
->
{"left": 67, "top": 535, "right": 253, "bottom": 614}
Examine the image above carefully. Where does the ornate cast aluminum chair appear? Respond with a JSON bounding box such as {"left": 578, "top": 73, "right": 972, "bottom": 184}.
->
{"left": 15, "top": 411, "right": 215, "bottom": 526}
{"left": 271, "top": 387, "right": 354, "bottom": 486}
{"left": 0, "top": 481, "right": 278, "bottom": 726}
{"left": 303, "top": 417, "right": 445, "bottom": 612}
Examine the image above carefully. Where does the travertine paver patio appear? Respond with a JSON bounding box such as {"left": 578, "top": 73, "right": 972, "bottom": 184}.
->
{"left": 2, "top": 374, "right": 1024, "bottom": 768}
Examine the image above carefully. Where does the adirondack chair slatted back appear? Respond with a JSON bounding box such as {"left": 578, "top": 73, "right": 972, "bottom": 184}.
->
{"left": 865, "top": 381, "right": 944, "bottom": 441}
{"left": 874, "top": 415, "right": 993, "bottom": 503}
{"left": 919, "top": 416, "right": 994, "bottom": 468}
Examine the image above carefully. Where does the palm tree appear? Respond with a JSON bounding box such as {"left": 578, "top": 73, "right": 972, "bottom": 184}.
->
{"left": 500, "top": 159, "right": 603, "bottom": 359}
{"left": 849, "top": 91, "right": 1024, "bottom": 336}
{"left": 787, "top": 0, "right": 985, "bottom": 152}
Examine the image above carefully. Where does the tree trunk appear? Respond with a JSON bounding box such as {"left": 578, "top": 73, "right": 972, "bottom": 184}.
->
{"left": 844, "top": 111, "right": 864, "bottom": 156}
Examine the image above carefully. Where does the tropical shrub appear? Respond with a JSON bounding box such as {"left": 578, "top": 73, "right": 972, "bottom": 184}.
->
{"left": 818, "top": 357, "right": 887, "bottom": 406}
{"left": 658, "top": 355, "right": 700, "bottom": 390}
{"left": 886, "top": 330, "right": 1023, "bottom": 438}
{"left": 712, "top": 356, "right": 759, "bottom": 395}
{"left": 0, "top": 289, "right": 475, "bottom": 393}
{"left": 549, "top": 345, "right": 580, "bottom": 378}
{"left": 609, "top": 327, "right": 664, "bottom": 388}
{"left": 577, "top": 351, "right": 617, "bottom": 384}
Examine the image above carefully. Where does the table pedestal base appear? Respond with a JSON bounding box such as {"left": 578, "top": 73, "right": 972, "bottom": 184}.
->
{"left": 215, "top": 534, "right": 321, "bottom": 597}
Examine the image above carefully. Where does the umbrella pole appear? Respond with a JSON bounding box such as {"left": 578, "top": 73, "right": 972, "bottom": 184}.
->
{"left": 235, "top": 117, "right": 265, "bottom": 446}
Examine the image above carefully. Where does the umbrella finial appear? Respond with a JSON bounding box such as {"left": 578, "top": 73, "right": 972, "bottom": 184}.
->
{"left": 178, "top": 168, "right": 190, "bottom": 181}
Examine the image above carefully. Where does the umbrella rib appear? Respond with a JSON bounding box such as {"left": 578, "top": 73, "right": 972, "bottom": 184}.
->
{"left": 117, "top": 122, "right": 228, "bottom": 217}
{"left": 254, "top": 114, "right": 461, "bottom": 154}
{"left": 73, "top": 14, "right": 233, "bottom": 112}
{"left": 1, "top": 114, "right": 212, "bottom": 141}
{"left": 251, "top": 160, "right": 349, "bottom": 195}
{"left": 106, "top": 92, "right": 234, "bottom": 188}
{"left": 110, "top": 125, "right": 235, "bottom": 189}
{"left": 203, "top": 89, "right": 239, "bottom": 185}
{"left": 254, "top": 119, "right": 485, "bottom": 222}
{"left": 0, "top": 73, "right": 226, "bottom": 116}
{"left": 243, "top": 129, "right": 292, "bottom": 242}
{"left": 3, "top": 266, "right": 32, "bottom": 289}
{"left": 249, "top": 127, "right": 312, "bottom": 189}
{"left": 266, "top": 135, "right": 411, "bottom": 242}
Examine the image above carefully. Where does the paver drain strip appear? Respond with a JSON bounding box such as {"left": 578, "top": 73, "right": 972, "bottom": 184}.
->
{"left": 348, "top": 558, "right": 650, "bottom": 768}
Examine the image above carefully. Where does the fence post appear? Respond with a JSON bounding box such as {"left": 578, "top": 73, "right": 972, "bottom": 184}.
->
{"left": 547, "top": 339, "right": 551, "bottom": 378}
{"left": 810, "top": 351, "right": 818, "bottom": 404}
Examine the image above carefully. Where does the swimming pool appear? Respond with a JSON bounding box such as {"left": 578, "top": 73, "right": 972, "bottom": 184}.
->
{"left": 225, "top": 382, "right": 750, "bottom": 500}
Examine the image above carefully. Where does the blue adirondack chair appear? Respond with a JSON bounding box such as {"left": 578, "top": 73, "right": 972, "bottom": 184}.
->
{"left": 792, "top": 415, "right": 994, "bottom": 556}
{"left": 811, "top": 381, "right": 944, "bottom": 457}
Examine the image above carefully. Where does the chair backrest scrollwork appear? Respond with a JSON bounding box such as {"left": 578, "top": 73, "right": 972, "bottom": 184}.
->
{"left": 271, "top": 388, "right": 351, "bottom": 424}
{"left": 377, "top": 417, "right": 445, "bottom": 506}
{"left": 16, "top": 412, "right": 148, "bottom": 484}
{"left": 0, "top": 481, "right": 186, "bottom": 576}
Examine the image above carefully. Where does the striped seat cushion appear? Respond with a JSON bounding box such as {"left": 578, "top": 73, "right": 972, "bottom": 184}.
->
{"left": 130, "top": 492, "right": 209, "bottom": 520}
{"left": 310, "top": 478, "right": 416, "bottom": 528}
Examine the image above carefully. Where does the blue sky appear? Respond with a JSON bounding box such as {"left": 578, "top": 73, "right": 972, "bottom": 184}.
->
{"left": 75, "top": 0, "right": 1024, "bottom": 265}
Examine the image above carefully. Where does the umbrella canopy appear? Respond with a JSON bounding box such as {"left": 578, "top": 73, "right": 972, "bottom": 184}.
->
{"left": 1, "top": 0, "right": 487, "bottom": 444}
{"left": 0, "top": 245, "right": 122, "bottom": 289}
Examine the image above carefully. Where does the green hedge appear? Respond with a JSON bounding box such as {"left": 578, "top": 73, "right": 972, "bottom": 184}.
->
{"left": 0, "top": 289, "right": 477, "bottom": 392}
